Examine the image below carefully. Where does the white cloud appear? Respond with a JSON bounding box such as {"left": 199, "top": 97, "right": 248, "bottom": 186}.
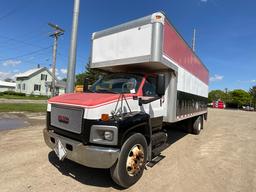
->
{"left": 210, "top": 74, "right": 223, "bottom": 82}
{"left": 49, "top": 68, "right": 67, "bottom": 80}
{"left": 238, "top": 79, "right": 256, "bottom": 83}
{"left": 57, "top": 76, "right": 62, "bottom": 80}
{"left": 2, "top": 59, "right": 22, "bottom": 67}
{"left": 60, "top": 68, "right": 67, "bottom": 75}
{"left": 49, "top": 68, "right": 59, "bottom": 76}
{"left": 0, "top": 71, "right": 14, "bottom": 80}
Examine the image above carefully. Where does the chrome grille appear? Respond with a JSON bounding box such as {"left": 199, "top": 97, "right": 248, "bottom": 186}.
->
{"left": 50, "top": 104, "right": 83, "bottom": 134}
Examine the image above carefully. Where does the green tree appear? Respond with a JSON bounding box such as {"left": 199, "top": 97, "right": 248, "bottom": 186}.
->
{"left": 249, "top": 86, "right": 256, "bottom": 108}
{"left": 208, "top": 90, "right": 227, "bottom": 103}
{"left": 75, "top": 63, "right": 103, "bottom": 85}
{"left": 229, "top": 89, "right": 252, "bottom": 108}
{"left": 75, "top": 72, "right": 87, "bottom": 85}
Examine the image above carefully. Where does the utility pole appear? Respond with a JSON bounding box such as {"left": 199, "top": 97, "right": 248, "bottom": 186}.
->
{"left": 66, "top": 0, "right": 80, "bottom": 93}
{"left": 48, "top": 23, "right": 64, "bottom": 97}
{"left": 192, "top": 28, "right": 196, "bottom": 52}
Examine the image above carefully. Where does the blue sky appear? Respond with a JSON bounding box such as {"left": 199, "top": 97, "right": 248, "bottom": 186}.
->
{"left": 0, "top": 0, "right": 255, "bottom": 91}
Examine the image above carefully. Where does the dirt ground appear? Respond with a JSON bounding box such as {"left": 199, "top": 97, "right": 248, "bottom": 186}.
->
{"left": 0, "top": 108, "right": 255, "bottom": 192}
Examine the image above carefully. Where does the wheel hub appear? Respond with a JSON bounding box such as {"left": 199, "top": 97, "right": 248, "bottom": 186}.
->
{"left": 198, "top": 121, "right": 201, "bottom": 131}
{"left": 126, "top": 144, "right": 144, "bottom": 176}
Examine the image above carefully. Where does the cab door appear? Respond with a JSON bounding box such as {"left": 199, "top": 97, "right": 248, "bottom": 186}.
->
{"left": 139, "top": 75, "right": 164, "bottom": 129}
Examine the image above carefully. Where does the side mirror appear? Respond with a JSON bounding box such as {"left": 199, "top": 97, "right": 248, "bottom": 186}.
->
{"left": 156, "top": 74, "right": 165, "bottom": 97}
{"left": 83, "top": 78, "right": 89, "bottom": 92}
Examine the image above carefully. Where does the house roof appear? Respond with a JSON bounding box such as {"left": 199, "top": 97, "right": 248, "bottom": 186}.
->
{"left": 0, "top": 80, "right": 16, "bottom": 87}
{"left": 15, "top": 67, "right": 59, "bottom": 81}
{"left": 15, "top": 68, "right": 45, "bottom": 78}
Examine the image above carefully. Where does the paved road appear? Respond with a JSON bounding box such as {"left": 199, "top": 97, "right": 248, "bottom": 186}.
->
{"left": 0, "top": 109, "right": 255, "bottom": 192}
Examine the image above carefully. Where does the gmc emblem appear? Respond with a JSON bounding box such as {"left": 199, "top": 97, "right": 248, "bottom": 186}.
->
{"left": 58, "top": 115, "right": 69, "bottom": 124}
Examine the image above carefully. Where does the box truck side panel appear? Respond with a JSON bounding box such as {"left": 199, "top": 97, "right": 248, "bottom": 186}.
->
{"left": 92, "top": 24, "right": 152, "bottom": 66}
{"left": 176, "top": 66, "right": 208, "bottom": 97}
{"left": 163, "top": 20, "right": 209, "bottom": 85}
{"left": 162, "top": 20, "right": 208, "bottom": 120}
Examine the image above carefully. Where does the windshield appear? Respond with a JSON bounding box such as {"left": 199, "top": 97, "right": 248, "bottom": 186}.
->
{"left": 89, "top": 74, "right": 142, "bottom": 94}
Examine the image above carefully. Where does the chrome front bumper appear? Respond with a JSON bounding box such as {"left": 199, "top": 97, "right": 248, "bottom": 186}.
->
{"left": 43, "top": 128, "right": 119, "bottom": 169}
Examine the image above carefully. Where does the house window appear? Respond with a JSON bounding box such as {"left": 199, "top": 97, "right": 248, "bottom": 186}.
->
{"left": 41, "top": 74, "right": 47, "bottom": 81}
{"left": 17, "top": 84, "right": 21, "bottom": 89}
{"left": 22, "top": 83, "right": 26, "bottom": 90}
{"left": 34, "top": 84, "right": 41, "bottom": 91}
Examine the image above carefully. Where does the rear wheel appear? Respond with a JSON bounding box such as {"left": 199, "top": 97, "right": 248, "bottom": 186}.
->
{"left": 192, "top": 116, "right": 203, "bottom": 135}
{"left": 110, "top": 133, "right": 148, "bottom": 188}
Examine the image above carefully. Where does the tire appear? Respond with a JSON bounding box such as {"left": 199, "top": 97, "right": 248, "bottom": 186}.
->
{"left": 110, "top": 133, "right": 148, "bottom": 188}
{"left": 192, "top": 116, "right": 203, "bottom": 135}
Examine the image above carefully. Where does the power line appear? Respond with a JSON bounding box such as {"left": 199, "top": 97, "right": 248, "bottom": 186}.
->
{"left": 0, "top": 0, "right": 30, "bottom": 22}
{"left": 14, "top": 57, "right": 50, "bottom": 67}
{"left": 0, "top": 47, "right": 51, "bottom": 61}
{"left": 57, "top": 51, "right": 86, "bottom": 64}
{"left": 0, "top": 46, "right": 52, "bottom": 62}
{"left": 13, "top": 28, "right": 49, "bottom": 40}
{"left": 0, "top": 28, "right": 49, "bottom": 45}
{"left": 0, "top": 34, "right": 46, "bottom": 48}
{"left": 0, "top": 7, "right": 20, "bottom": 21}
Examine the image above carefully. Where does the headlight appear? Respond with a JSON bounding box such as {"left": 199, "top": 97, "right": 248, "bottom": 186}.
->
{"left": 104, "top": 131, "right": 113, "bottom": 141}
{"left": 90, "top": 125, "right": 118, "bottom": 145}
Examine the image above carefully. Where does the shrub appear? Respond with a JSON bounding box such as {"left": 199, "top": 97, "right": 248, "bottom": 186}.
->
{"left": 3, "top": 91, "right": 25, "bottom": 96}
{"left": 28, "top": 94, "right": 49, "bottom": 99}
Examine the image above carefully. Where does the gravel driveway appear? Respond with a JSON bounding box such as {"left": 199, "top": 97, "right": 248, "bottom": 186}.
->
{"left": 0, "top": 108, "right": 255, "bottom": 192}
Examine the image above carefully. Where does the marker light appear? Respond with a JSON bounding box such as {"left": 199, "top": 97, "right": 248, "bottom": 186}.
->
{"left": 101, "top": 114, "right": 109, "bottom": 121}
{"left": 155, "top": 15, "right": 162, "bottom": 20}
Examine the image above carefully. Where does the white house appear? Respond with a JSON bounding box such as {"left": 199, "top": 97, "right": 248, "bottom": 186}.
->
{"left": 15, "top": 67, "right": 66, "bottom": 96}
{"left": 0, "top": 80, "right": 16, "bottom": 92}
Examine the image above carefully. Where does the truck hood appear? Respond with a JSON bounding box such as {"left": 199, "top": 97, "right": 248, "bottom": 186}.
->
{"left": 48, "top": 93, "right": 133, "bottom": 108}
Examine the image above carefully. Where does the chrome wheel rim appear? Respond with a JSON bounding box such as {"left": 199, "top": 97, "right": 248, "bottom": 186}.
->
{"left": 126, "top": 144, "right": 145, "bottom": 176}
{"left": 198, "top": 121, "right": 201, "bottom": 131}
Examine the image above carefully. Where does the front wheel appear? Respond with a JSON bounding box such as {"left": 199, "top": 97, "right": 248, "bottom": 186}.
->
{"left": 110, "top": 133, "right": 148, "bottom": 188}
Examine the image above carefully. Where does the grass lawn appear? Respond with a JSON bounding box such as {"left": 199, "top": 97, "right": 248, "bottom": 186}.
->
{"left": 0, "top": 103, "right": 47, "bottom": 112}
{"left": 0, "top": 95, "right": 48, "bottom": 100}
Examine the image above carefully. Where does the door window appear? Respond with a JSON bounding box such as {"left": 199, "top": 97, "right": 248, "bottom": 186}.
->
{"left": 142, "top": 76, "right": 157, "bottom": 97}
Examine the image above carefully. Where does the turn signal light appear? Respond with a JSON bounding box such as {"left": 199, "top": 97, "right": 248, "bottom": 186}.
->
{"left": 101, "top": 114, "right": 109, "bottom": 121}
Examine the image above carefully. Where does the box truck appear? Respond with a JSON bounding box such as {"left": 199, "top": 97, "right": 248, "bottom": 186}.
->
{"left": 44, "top": 12, "right": 209, "bottom": 188}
